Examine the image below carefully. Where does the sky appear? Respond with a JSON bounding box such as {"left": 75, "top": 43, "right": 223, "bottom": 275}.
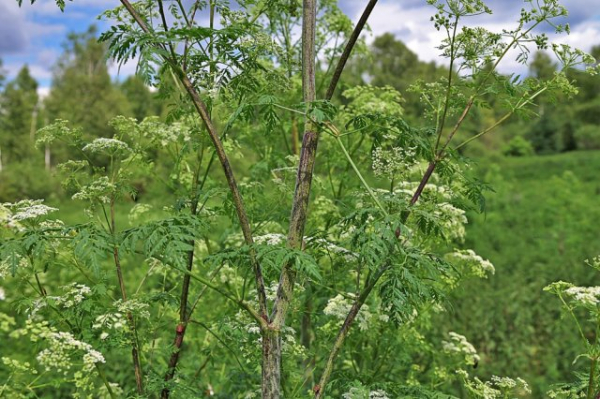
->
{"left": 1, "top": 0, "right": 599, "bottom": 97}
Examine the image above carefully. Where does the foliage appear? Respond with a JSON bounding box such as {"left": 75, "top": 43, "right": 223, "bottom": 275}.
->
{"left": 502, "top": 136, "right": 535, "bottom": 157}
{"left": 1, "top": 0, "right": 598, "bottom": 398}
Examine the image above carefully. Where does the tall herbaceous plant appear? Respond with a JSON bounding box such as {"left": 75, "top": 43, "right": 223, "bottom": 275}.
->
{"left": 1, "top": 0, "right": 597, "bottom": 397}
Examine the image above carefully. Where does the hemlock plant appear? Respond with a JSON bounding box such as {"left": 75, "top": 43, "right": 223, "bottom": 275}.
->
{"left": 1, "top": 0, "right": 598, "bottom": 397}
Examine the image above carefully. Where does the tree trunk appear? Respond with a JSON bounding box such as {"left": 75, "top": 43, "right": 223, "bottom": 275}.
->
{"left": 262, "top": 1, "right": 317, "bottom": 397}
{"left": 262, "top": 329, "right": 282, "bottom": 398}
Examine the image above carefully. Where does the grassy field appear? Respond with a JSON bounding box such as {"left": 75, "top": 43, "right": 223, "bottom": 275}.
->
{"left": 435, "top": 150, "right": 600, "bottom": 396}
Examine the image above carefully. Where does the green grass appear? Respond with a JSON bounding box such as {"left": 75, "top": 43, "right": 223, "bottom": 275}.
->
{"left": 435, "top": 150, "right": 600, "bottom": 397}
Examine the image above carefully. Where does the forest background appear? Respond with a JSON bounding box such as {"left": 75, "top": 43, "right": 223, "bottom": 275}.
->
{"left": 1, "top": 0, "right": 600, "bottom": 398}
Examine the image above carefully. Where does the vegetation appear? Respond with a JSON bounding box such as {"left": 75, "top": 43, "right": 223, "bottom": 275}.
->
{"left": 0, "top": 0, "right": 599, "bottom": 398}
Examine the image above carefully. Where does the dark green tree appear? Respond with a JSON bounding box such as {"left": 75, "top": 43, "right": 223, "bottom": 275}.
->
{"left": 530, "top": 51, "right": 557, "bottom": 80}
{"left": 0, "top": 66, "right": 39, "bottom": 165}
{"left": 45, "top": 26, "right": 132, "bottom": 147}
{"left": 120, "top": 75, "right": 163, "bottom": 121}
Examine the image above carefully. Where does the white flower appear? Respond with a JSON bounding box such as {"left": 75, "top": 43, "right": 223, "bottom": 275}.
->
{"left": 342, "top": 387, "right": 391, "bottom": 399}
{"left": 12, "top": 204, "right": 59, "bottom": 221}
{"left": 490, "top": 376, "right": 531, "bottom": 394}
{"left": 1, "top": 200, "right": 58, "bottom": 228}
{"left": 449, "top": 249, "right": 495, "bottom": 277}
{"left": 128, "top": 203, "right": 152, "bottom": 225}
{"left": 0, "top": 287, "right": 5, "bottom": 301}
{"left": 324, "top": 294, "right": 372, "bottom": 331}
{"left": 82, "top": 138, "right": 131, "bottom": 154}
{"left": 442, "top": 331, "right": 480, "bottom": 366}
{"left": 72, "top": 176, "right": 116, "bottom": 203}
{"left": 219, "top": 264, "right": 243, "bottom": 285}
{"left": 372, "top": 146, "right": 417, "bottom": 179}
{"left": 28, "top": 326, "right": 106, "bottom": 373}
{"left": 435, "top": 202, "right": 468, "bottom": 241}
{"left": 246, "top": 324, "right": 261, "bottom": 335}
{"left": 564, "top": 286, "right": 600, "bottom": 306}
{"left": 255, "top": 233, "right": 286, "bottom": 246}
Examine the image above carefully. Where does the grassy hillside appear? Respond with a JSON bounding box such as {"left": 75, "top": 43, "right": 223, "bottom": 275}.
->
{"left": 436, "top": 150, "right": 600, "bottom": 396}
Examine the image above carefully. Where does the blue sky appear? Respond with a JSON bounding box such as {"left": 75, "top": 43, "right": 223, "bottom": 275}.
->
{"left": 1, "top": 0, "right": 599, "bottom": 96}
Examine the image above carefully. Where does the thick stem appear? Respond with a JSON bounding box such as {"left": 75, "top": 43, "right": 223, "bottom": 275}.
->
{"left": 263, "top": 2, "right": 317, "bottom": 397}
{"left": 262, "top": 329, "right": 282, "bottom": 398}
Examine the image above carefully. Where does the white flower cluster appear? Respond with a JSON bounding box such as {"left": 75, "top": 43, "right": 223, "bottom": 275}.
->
{"left": 11, "top": 320, "right": 105, "bottom": 374}
{"left": 372, "top": 146, "right": 417, "bottom": 179}
{"left": 115, "top": 299, "right": 150, "bottom": 319}
{"left": 443, "top": 332, "right": 480, "bottom": 366}
{"left": 72, "top": 176, "right": 116, "bottom": 204}
{"left": 29, "top": 283, "right": 91, "bottom": 317}
{"left": 219, "top": 264, "right": 243, "bottom": 285}
{"left": 255, "top": 233, "right": 286, "bottom": 246}
{"left": 1, "top": 200, "right": 59, "bottom": 229}
{"left": 36, "top": 331, "right": 105, "bottom": 373}
{"left": 342, "top": 387, "right": 391, "bottom": 399}
{"left": 449, "top": 249, "right": 495, "bottom": 277}
{"left": 0, "top": 255, "right": 29, "bottom": 278}
{"left": 92, "top": 299, "right": 149, "bottom": 340}
{"left": 11, "top": 204, "right": 59, "bottom": 222}
{"left": 392, "top": 181, "right": 454, "bottom": 200}
{"left": 128, "top": 203, "right": 153, "bottom": 225}
{"left": 93, "top": 312, "right": 127, "bottom": 332}
{"left": 564, "top": 286, "right": 600, "bottom": 306}
{"left": 265, "top": 281, "right": 280, "bottom": 302}
{"left": 136, "top": 117, "right": 192, "bottom": 146}
{"left": 324, "top": 294, "right": 372, "bottom": 331}
{"left": 54, "top": 283, "right": 91, "bottom": 308}
{"left": 82, "top": 137, "right": 131, "bottom": 155}
{"left": 490, "top": 376, "right": 530, "bottom": 392}
{"left": 0, "top": 287, "right": 5, "bottom": 301}
{"left": 435, "top": 202, "right": 468, "bottom": 241}
{"left": 457, "top": 370, "right": 531, "bottom": 398}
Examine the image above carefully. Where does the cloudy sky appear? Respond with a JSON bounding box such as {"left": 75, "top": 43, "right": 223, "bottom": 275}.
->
{"left": 1, "top": 0, "right": 599, "bottom": 96}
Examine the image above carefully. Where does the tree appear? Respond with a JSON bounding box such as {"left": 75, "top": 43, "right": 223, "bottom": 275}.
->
{"left": 120, "top": 75, "right": 163, "bottom": 121}
{"left": 3, "top": 0, "right": 597, "bottom": 398}
{"left": 530, "top": 50, "right": 557, "bottom": 80}
{"left": 0, "top": 66, "right": 39, "bottom": 165}
{"left": 346, "top": 33, "right": 448, "bottom": 120}
{"left": 45, "top": 26, "right": 132, "bottom": 149}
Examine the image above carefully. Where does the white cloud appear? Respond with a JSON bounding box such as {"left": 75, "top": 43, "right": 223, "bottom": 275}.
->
{"left": 108, "top": 56, "right": 140, "bottom": 82}
{"left": 3, "top": 63, "right": 52, "bottom": 82}
{"left": 37, "top": 86, "right": 51, "bottom": 99}
{"left": 352, "top": 0, "right": 599, "bottom": 78}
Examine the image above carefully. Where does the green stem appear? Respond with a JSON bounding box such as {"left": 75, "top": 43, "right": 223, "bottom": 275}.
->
{"left": 189, "top": 320, "right": 247, "bottom": 372}
{"left": 95, "top": 364, "right": 116, "bottom": 399}
{"left": 314, "top": 265, "right": 388, "bottom": 398}
{"left": 335, "top": 136, "right": 388, "bottom": 216}
{"left": 163, "top": 261, "right": 267, "bottom": 329}
{"left": 455, "top": 86, "right": 549, "bottom": 150}
{"left": 433, "top": 14, "right": 460, "bottom": 153}
{"left": 588, "top": 358, "right": 597, "bottom": 399}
